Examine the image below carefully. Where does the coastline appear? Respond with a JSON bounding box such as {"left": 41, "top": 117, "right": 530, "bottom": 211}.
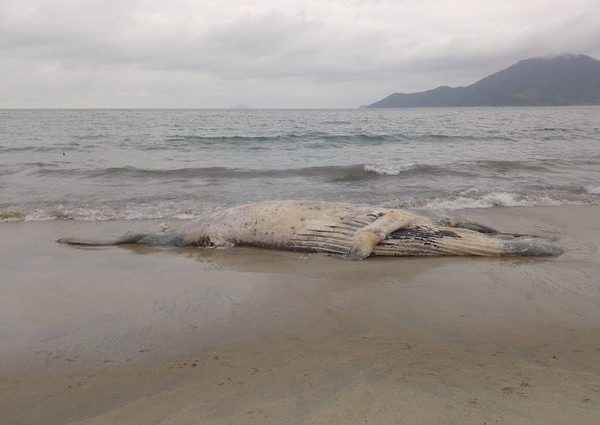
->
{"left": 1, "top": 205, "right": 599, "bottom": 424}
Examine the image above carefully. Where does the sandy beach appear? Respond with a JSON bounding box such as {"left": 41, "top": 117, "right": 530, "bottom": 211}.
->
{"left": 1, "top": 205, "right": 599, "bottom": 425}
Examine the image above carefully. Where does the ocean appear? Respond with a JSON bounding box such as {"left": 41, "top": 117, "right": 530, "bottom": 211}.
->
{"left": 1, "top": 107, "right": 599, "bottom": 222}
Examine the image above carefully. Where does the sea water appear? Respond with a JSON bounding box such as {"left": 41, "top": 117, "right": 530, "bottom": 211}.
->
{"left": 1, "top": 107, "right": 599, "bottom": 221}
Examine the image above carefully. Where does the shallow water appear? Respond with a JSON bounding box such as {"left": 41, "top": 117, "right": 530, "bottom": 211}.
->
{"left": 1, "top": 107, "right": 599, "bottom": 221}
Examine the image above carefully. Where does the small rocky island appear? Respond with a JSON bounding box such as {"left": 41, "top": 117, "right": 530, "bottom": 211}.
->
{"left": 369, "top": 54, "right": 600, "bottom": 107}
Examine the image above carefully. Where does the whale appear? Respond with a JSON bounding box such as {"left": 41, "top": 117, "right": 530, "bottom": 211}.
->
{"left": 57, "top": 200, "right": 562, "bottom": 259}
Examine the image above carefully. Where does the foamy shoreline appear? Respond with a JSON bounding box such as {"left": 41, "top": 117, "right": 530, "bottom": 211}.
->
{"left": 2, "top": 195, "right": 599, "bottom": 223}
{"left": 1, "top": 205, "right": 599, "bottom": 424}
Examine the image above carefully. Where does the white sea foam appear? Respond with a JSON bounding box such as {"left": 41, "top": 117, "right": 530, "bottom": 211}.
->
{"left": 363, "top": 163, "right": 415, "bottom": 176}
{"left": 7, "top": 175, "right": 589, "bottom": 222}
{"left": 0, "top": 202, "right": 212, "bottom": 222}
{"left": 0, "top": 194, "right": 587, "bottom": 223}
{"left": 0, "top": 191, "right": 593, "bottom": 223}
{"left": 0, "top": 207, "right": 26, "bottom": 222}
{"left": 584, "top": 185, "right": 600, "bottom": 194}
{"left": 392, "top": 191, "right": 565, "bottom": 210}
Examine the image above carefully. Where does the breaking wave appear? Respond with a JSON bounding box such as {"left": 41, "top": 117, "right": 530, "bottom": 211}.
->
{"left": 389, "top": 191, "right": 571, "bottom": 210}
{"left": 585, "top": 185, "right": 600, "bottom": 195}
{"left": 0, "top": 201, "right": 215, "bottom": 223}
{"left": 30, "top": 159, "right": 562, "bottom": 181}
{"left": 2, "top": 191, "right": 596, "bottom": 223}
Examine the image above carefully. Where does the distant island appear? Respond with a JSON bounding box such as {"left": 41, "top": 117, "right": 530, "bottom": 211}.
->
{"left": 369, "top": 54, "right": 600, "bottom": 107}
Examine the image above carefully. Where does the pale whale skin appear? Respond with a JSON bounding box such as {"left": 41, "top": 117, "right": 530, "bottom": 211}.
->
{"left": 57, "top": 200, "right": 562, "bottom": 259}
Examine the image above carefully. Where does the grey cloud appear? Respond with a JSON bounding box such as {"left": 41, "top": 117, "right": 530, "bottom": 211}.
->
{"left": 1, "top": 0, "right": 599, "bottom": 107}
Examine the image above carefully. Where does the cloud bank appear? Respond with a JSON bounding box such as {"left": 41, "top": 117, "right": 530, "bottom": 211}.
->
{"left": 1, "top": 0, "right": 599, "bottom": 107}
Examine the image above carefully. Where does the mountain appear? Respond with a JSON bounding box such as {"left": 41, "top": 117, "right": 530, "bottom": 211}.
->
{"left": 369, "top": 54, "right": 600, "bottom": 107}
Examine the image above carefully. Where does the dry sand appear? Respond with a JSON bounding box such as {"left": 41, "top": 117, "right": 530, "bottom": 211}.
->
{"left": 1, "top": 205, "right": 599, "bottom": 425}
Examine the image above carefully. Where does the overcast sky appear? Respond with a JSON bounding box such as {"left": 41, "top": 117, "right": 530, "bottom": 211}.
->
{"left": 1, "top": 0, "right": 599, "bottom": 108}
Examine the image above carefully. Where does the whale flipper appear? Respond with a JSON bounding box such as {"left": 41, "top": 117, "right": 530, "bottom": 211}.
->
{"left": 347, "top": 211, "right": 424, "bottom": 260}
{"left": 435, "top": 216, "right": 499, "bottom": 234}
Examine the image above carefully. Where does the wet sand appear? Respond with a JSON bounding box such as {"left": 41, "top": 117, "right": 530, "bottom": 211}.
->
{"left": 1, "top": 205, "right": 599, "bottom": 425}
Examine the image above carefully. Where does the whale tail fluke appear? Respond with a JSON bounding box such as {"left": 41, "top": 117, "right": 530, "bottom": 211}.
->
{"left": 57, "top": 231, "right": 182, "bottom": 246}
{"left": 504, "top": 238, "right": 563, "bottom": 256}
{"left": 57, "top": 232, "right": 147, "bottom": 246}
